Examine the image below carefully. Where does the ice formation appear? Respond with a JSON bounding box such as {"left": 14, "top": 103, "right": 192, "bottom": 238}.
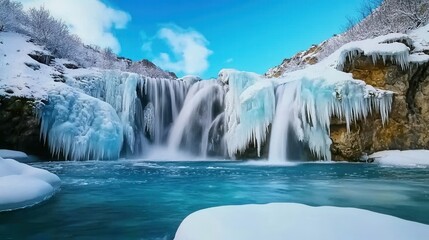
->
{"left": 220, "top": 69, "right": 276, "bottom": 158}
{"left": 39, "top": 88, "right": 124, "bottom": 160}
{"left": 268, "top": 66, "right": 393, "bottom": 161}
{"left": 0, "top": 157, "right": 61, "bottom": 212}
{"left": 103, "top": 71, "right": 139, "bottom": 152}
{"left": 175, "top": 203, "right": 429, "bottom": 240}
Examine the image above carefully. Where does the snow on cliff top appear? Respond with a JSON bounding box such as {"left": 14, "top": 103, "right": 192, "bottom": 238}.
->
{"left": 175, "top": 203, "right": 429, "bottom": 240}
{"left": 0, "top": 156, "right": 61, "bottom": 212}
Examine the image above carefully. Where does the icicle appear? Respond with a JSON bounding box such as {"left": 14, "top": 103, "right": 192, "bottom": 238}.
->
{"left": 39, "top": 88, "right": 123, "bottom": 160}
{"left": 220, "top": 69, "right": 276, "bottom": 158}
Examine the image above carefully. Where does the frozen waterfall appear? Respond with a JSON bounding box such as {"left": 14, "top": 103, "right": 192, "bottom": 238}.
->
{"left": 39, "top": 68, "right": 392, "bottom": 161}
{"left": 268, "top": 66, "right": 393, "bottom": 161}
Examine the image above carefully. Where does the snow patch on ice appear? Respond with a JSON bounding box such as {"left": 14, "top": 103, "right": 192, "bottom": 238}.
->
{"left": 0, "top": 157, "right": 61, "bottom": 212}
{"left": 175, "top": 203, "right": 429, "bottom": 240}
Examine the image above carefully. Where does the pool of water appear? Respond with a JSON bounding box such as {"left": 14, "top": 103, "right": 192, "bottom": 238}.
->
{"left": 0, "top": 160, "right": 428, "bottom": 239}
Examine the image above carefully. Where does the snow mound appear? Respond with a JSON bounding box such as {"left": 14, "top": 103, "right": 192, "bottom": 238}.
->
{"left": 370, "top": 150, "right": 429, "bottom": 167}
{"left": 39, "top": 87, "right": 123, "bottom": 160}
{"left": 0, "top": 149, "right": 29, "bottom": 162}
{"left": 0, "top": 157, "right": 61, "bottom": 212}
{"left": 175, "top": 203, "right": 429, "bottom": 240}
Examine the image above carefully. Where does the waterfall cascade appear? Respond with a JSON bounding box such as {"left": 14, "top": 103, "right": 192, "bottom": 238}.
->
{"left": 268, "top": 81, "right": 301, "bottom": 162}
{"left": 167, "top": 80, "right": 226, "bottom": 157}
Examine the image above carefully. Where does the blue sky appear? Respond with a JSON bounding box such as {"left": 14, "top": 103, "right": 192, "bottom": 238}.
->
{"left": 20, "top": 0, "right": 365, "bottom": 78}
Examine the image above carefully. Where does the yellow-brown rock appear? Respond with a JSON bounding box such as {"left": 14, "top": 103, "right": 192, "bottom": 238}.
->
{"left": 330, "top": 55, "right": 429, "bottom": 161}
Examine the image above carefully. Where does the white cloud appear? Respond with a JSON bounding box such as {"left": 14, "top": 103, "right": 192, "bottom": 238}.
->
{"left": 18, "top": 0, "right": 131, "bottom": 53}
{"left": 226, "top": 58, "right": 234, "bottom": 63}
{"left": 151, "top": 25, "right": 213, "bottom": 75}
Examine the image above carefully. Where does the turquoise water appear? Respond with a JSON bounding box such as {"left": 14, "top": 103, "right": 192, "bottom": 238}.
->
{"left": 0, "top": 160, "right": 429, "bottom": 239}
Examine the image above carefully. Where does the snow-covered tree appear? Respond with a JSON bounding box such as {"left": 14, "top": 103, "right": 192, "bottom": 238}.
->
{"left": 0, "top": 0, "right": 26, "bottom": 32}
{"left": 319, "top": 0, "right": 429, "bottom": 60}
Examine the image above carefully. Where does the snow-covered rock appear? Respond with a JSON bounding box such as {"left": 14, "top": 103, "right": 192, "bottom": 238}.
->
{"left": 370, "top": 150, "right": 429, "bottom": 167}
{"left": 175, "top": 203, "right": 429, "bottom": 240}
{"left": 0, "top": 156, "right": 61, "bottom": 212}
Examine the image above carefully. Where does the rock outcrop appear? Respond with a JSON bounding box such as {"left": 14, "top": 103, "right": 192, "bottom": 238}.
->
{"left": 330, "top": 56, "right": 429, "bottom": 161}
{"left": 0, "top": 96, "right": 51, "bottom": 158}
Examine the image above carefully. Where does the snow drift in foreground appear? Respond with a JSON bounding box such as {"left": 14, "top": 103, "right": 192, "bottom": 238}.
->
{"left": 370, "top": 150, "right": 429, "bottom": 167}
{"left": 175, "top": 203, "right": 429, "bottom": 240}
{"left": 0, "top": 157, "right": 61, "bottom": 212}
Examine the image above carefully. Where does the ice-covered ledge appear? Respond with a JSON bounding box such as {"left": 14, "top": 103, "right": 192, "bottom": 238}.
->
{"left": 175, "top": 203, "right": 429, "bottom": 240}
{"left": 0, "top": 157, "right": 61, "bottom": 212}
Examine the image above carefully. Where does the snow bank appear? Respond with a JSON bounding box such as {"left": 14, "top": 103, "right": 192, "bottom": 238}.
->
{"left": 370, "top": 150, "right": 429, "bottom": 167}
{"left": 0, "top": 149, "right": 29, "bottom": 162}
{"left": 0, "top": 157, "right": 61, "bottom": 212}
{"left": 175, "top": 203, "right": 429, "bottom": 240}
{"left": 39, "top": 88, "right": 123, "bottom": 160}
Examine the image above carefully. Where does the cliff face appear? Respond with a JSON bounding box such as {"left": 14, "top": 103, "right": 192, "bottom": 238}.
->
{"left": 330, "top": 56, "right": 429, "bottom": 161}
{"left": 0, "top": 96, "right": 51, "bottom": 158}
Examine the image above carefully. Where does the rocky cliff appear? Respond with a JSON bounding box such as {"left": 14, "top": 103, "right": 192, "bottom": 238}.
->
{"left": 331, "top": 56, "right": 429, "bottom": 161}
{"left": 0, "top": 96, "right": 51, "bottom": 158}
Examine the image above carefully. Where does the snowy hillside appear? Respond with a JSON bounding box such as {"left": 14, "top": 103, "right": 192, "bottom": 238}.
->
{"left": 267, "top": 0, "right": 429, "bottom": 77}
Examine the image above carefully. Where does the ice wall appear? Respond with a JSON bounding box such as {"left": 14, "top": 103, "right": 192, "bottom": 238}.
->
{"left": 39, "top": 88, "right": 123, "bottom": 160}
{"left": 220, "top": 69, "right": 276, "bottom": 158}
{"left": 103, "top": 71, "right": 139, "bottom": 153}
